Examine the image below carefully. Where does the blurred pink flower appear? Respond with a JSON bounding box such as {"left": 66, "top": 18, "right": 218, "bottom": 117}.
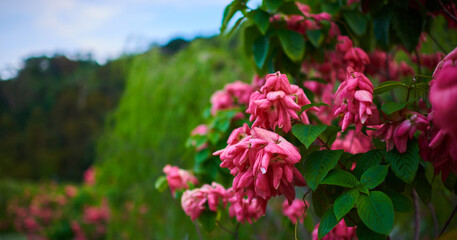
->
{"left": 210, "top": 90, "right": 234, "bottom": 115}
{"left": 312, "top": 219, "right": 357, "bottom": 240}
{"left": 181, "top": 182, "right": 229, "bottom": 220}
{"left": 334, "top": 68, "right": 376, "bottom": 132}
{"left": 225, "top": 81, "right": 253, "bottom": 105}
{"left": 344, "top": 47, "right": 370, "bottom": 72}
{"left": 331, "top": 130, "right": 372, "bottom": 154}
{"left": 336, "top": 36, "right": 353, "bottom": 54}
{"left": 228, "top": 193, "right": 265, "bottom": 224}
{"left": 163, "top": 165, "right": 198, "bottom": 195}
{"left": 191, "top": 124, "right": 208, "bottom": 136}
{"left": 83, "top": 167, "right": 96, "bottom": 186}
{"left": 65, "top": 185, "right": 78, "bottom": 198}
{"left": 282, "top": 199, "right": 308, "bottom": 224}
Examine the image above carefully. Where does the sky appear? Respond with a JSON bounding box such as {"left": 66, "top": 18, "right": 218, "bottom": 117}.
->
{"left": 0, "top": 0, "right": 242, "bottom": 79}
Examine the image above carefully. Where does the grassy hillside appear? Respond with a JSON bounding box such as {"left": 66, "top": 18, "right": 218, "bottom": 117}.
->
{"left": 95, "top": 36, "right": 255, "bottom": 239}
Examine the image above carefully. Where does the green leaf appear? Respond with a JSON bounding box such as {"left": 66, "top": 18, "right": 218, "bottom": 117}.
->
{"left": 356, "top": 191, "right": 394, "bottom": 235}
{"left": 253, "top": 36, "right": 269, "bottom": 69}
{"left": 243, "top": 25, "right": 261, "bottom": 57}
{"left": 381, "top": 99, "right": 415, "bottom": 115}
{"left": 356, "top": 222, "right": 387, "bottom": 240}
{"left": 197, "top": 210, "right": 217, "bottom": 232}
{"left": 292, "top": 124, "right": 327, "bottom": 149}
{"left": 248, "top": 9, "right": 270, "bottom": 35}
{"left": 312, "top": 186, "right": 331, "bottom": 217}
{"left": 318, "top": 206, "right": 338, "bottom": 239}
{"left": 354, "top": 150, "right": 384, "bottom": 179}
{"left": 307, "top": 29, "right": 324, "bottom": 48}
{"left": 385, "top": 140, "right": 419, "bottom": 183}
{"left": 322, "top": 169, "right": 358, "bottom": 188}
{"left": 277, "top": 29, "right": 305, "bottom": 62}
{"left": 373, "top": 81, "right": 408, "bottom": 95}
{"left": 373, "top": 6, "right": 392, "bottom": 49}
{"left": 277, "top": 1, "right": 303, "bottom": 15}
{"left": 154, "top": 176, "right": 168, "bottom": 192}
{"left": 343, "top": 10, "right": 367, "bottom": 36}
{"left": 301, "top": 102, "right": 330, "bottom": 111}
{"left": 195, "top": 148, "right": 210, "bottom": 164}
{"left": 264, "top": 0, "right": 282, "bottom": 11}
{"left": 319, "top": 125, "right": 340, "bottom": 146}
{"left": 385, "top": 190, "right": 412, "bottom": 212}
{"left": 412, "top": 165, "right": 431, "bottom": 204}
{"left": 303, "top": 150, "right": 344, "bottom": 191}
{"left": 392, "top": 8, "right": 423, "bottom": 52}
{"left": 334, "top": 189, "right": 360, "bottom": 220}
{"left": 360, "top": 165, "right": 388, "bottom": 189}
{"left": 221, "top": 1, "right": 244, "bottom": 34}
{"left": 358, "top": 185, "right": 370, "bottom": 195}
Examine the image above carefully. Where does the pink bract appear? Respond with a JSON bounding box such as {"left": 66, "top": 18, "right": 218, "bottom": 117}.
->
{"left": 163, "top": 165, "right": 198, "bottom": 195}
{"left": 181, "top": 182, "right": 229, "bottom": 221}
{"left": 282, "top": 199, "right": 308, "bottom": 224}
{"left": 312, "top": 219, "right": 357, "bottom": 240}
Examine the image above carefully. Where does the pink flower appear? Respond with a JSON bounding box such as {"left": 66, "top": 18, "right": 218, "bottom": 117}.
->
{"left": 228, "top": 193, "right": 265, "bottom": 224}
{"left": 252, "top": 74, "right": 266, "bottom": 89}
{"left": 419, "top": 124, "right": 457, "bottom": 181}
{"left": 210, "top": 90, "right": 234, "bottom": 115}
{"left": 348, "top": 0, "right": 360, "bottom": 5}
{"left": 430, "top": 65, "right": 457, "bottom": 138}
{"left": 83, "top": 202, "right": 110, "bottom": 225}
{"left": 377, "top": 111, "right": 428, "bottom": 153}
{"left": 334, "top": 68, "right": 376, "bottom": 132}
{"left": 191, "top": 124, "right": 208, "bottom": 136}
{"left": 214, "top": 125, "right": 305, "bottom": 206}
{"left": 83, "top": 167, "right": 95, "bottom": 186}
{"left": 331, "top": 130, "right": 372, "bottom": 154}
{"left": 336, "top": 36, "right": 353, "bottom": 54}
{"left": 65, "top": 185, "right": 78, "bottom": 198}
{"left": 225, "top": 81, "right": 254, "bottom": 105}
{"left": 344, "top": 47, "right": 370, "bottom": 72}
{"left": 181, "top": 182, "right": 229, "bottom": 221}
{"left": 282, "top": 199, "right": 307, "bottom": 224}
{"left": 247, "top": 72, "right": 316, "bottom": 133}
{"left": 163, "top": 165, "right": 198, "bottom": 195}
{"left": 312, "top": 219, "right": 357, "bottom": 240}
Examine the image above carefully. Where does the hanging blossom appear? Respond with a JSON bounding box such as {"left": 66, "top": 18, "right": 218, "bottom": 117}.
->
{"left": 181, "top": 182, "right": 229, "bottom": 221}
{"left": 210, "top": 81, "right": 254, "bottom": 115}
{"left": 419, "top": 114, "right": 457, "bottom": 181}
{"left": 312, "top": 220, "right": 357, "bottom": 240}
{"left": 247, "top": 72, "right": 317, "bottom": 133}
{"left": 282, "top": 199, "right": 308, "bottom": 224}
{"left": 214, "top": 124, "right": 306, "bottom": 213}
{"left": 163, "top": 165, "right": 198, "bottom": 195}
{"left": 334, "top": 67, "right": 377, "bottom": 132}
{"left": 189, "top": 124, "right": 209, "bottom": 151}
{"left": 377, "top": 110, "right": 428, "bottom": 153}
{"left": 228, "top": 190, "right": 264, "bottom": 224}
{"left": 331, "top": 130, "right": 373, "bottom": 154}
{"left": 430, "top": 46, "right": 457, "bottom": 138}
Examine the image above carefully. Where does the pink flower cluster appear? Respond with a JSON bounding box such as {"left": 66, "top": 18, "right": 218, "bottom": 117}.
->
{"left": 83, "top": 167, "right": 96, "bottom": 186}
{"left": 214, "top": 124, "right": 306, "bottom": 217}
{"left": 366, "top": 50, "right": 413, "bottom": 83}
{"left": 378, "top": 110, "right": 428, "bottom": 153}
{"left": 247, "top": 72, "right": 316, "bottom": 133}
{"left": 82, "top": 200, "right": 110, "bottom": 237}
{"left": 430, "top": 46, "right": 457, "bottom": 138}
{"left": 331, "top": 130, "right": 373, "bottom": 154}
{"left": 163, "top": 165, "right": 199, "bottom": 195}
{"left": 282, "top": 199, "right": 308, "bottom": 224}
{"left": 312, "top": 220, "right": 357, "bottom": 240}
{"left": 210, "top": 81, "right": 253, "bottom": 115}
{"left": 181, "top": 182, "right": 229, "bottom": 220}
{"left": 334, "top": 67, "right": 377, "bottom": 132}
{"left": 228, "top": 192, "right": 264, "bottom": 224}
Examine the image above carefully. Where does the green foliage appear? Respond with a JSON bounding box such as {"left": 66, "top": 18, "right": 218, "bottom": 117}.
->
{"left": 386, "top": 140, "right": 420, "bottom": 184}
{"left": 360, "top": 165, "right": 388, "bottom": 189}
{"left": 354, "top": 150, "right": 384, "bottom": 179}
{"left": 343, "top": 10, "right": 367, "bottom": 36}
{"left": 373, "top": 81, "right": 408, "bottom": 95}
{"left": 253, "top": 36, "right": 270, "bottom": 69}
{"left": 278, "top": 29, "right": 306, "bottom": 62}
{"left": 334, "top": 189, "right": 359, "bottom": 221}
{"left": 303, "top": 150, "right": 343, "bottom": 191}
{"left": 292, "top": 124, "right": 327, "bottom": 149}
{"left": 322, "top": 169, "right": 357, "bottom": 188}
{"left": 318, "top": 206, "right": 338, "bottom": 239}
{"left": 356, "top": 191, "right": 394, "bottom": 235}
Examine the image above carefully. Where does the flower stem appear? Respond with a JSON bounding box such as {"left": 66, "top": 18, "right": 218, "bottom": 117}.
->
{"left": 438, "top": 203, "right": 457, "bottom": 237}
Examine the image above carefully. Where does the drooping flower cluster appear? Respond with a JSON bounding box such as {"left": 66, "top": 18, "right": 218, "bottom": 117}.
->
{"left": 312, "top": 220, "right": 357, "bottom": 240}
{"left": 334, "top": 67, "right": 377, "bottom": 132}
{"left": 163, "top": 165, "right": 198, "bottom": 195}
{"left": 210, "top": 81, "right": 253, "bottom": 115}
{"left": 214, "top": 124, "right": 306, "bottom": 215}
{"left": 181, "top": 182, "right": 229, "bottom": 220}
{"left": 377, "top": 110, "right": 428, "bottom": 153}
{"left": 228, "top": 192, "right": 264, "bottom": 224}
{"left": 247, "top": 72, "right": 317, "bottom": 133}
{"left": 430, "top": 46, "right": 457, "bottom": 138}
{"left": 282, "top": 199, "right": 308, "bottom": 224}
